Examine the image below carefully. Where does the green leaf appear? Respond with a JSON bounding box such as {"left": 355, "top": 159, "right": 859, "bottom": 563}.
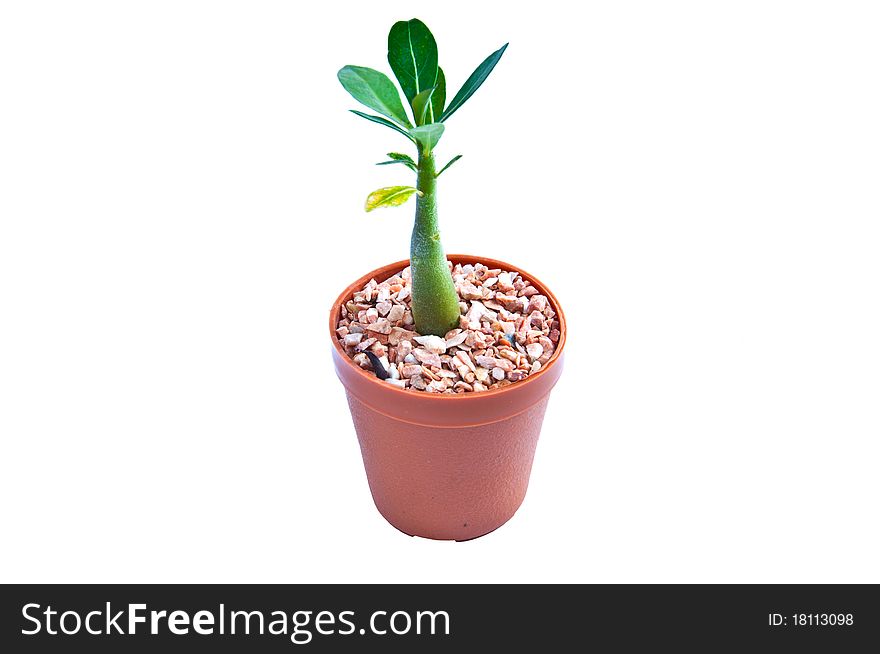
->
{"left": 338, "top": 66, "right": 413, "bottom": 128}
{"left": 349, "top": 110, "right": 416, "bottom": 143}
{"left": 365, "top": 186, "right": 420, "bottom": 212}
{"left": 387, "top": 19, "right": 439, "bottom": 115}
{"left": 376, "top": 159, "right": 417, "bottom": 172}
{"left": 430, "top": 67, "right": 446, "bottom": 121}
{"left": 377, "top": 152, "right": 417, "bottom": 171}
{"left": 440, "top": 43, "right": 508, "bottom": 122}
{"left": 436, "top": 154, "right": 462, "bottom": 177}
{"left": 409, "top": 124, "right": 445, "bottom": 153}
{"left": 386, "top": 152, "right": 416, "bottom": 165}
{"left": 411, "top": 86, "right": 436, "bottom": 126}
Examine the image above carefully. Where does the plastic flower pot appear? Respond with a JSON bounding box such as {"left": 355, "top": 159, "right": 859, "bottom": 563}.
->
{"left": 330, "top": 254, "right": 566, "bottom": 541}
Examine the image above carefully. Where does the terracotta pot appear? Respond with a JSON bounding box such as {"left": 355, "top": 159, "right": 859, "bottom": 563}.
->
{"left": 330, "top": 254, "right": 566, "bottom": 541}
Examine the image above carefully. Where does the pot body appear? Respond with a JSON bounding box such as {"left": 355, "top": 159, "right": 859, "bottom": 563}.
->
{"left": 330, "top": 255, "right": 566, "bottom": 541}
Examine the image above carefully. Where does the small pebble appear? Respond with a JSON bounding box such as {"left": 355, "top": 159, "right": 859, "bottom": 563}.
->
{"left": 365, "top": 318, "right": 391, "bottom": 334}
{"left": 413, "top": 334, "right": 447, "bottom": 354}
{"left": 445, "top": 331, "right": 468, "bottom": 348}
{"left": 526, "top": 342, "right": 544, "bottom": 362}
{"left": 412, "top": 348, "right": 442, "bottom": 367}
{"left": 376, "top": 300, "right": 393, "bottom": 316}
{"left": 387, "top": 304, "right": 405, "bottom": 323}
{"left": 410, "top": 375, "right": 427, "bottom": 390}
{"left": 475, "top": 355, "right": 499, "bottom": 369}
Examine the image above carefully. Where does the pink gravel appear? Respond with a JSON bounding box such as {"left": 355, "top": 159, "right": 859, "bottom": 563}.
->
{"left": 336, "top": 262, "right": 560, "bottom": 393}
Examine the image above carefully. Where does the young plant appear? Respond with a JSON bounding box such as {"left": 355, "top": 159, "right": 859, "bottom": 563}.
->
{"left": 338, "top": 18, "right": 507, "bottom": 337}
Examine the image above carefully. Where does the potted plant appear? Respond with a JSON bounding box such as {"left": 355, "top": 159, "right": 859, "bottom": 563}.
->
{"left": 331, "top": 18, "right": 566, "bottom": 540}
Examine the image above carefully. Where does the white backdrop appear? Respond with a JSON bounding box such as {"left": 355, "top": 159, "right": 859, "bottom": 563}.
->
{"left": 1, "top": 1, "right": 878, "bottom": 583}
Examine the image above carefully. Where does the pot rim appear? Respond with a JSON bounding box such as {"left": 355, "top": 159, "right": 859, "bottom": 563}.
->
{"left": 329, "top": 253, "right": 566, "bottom": 401}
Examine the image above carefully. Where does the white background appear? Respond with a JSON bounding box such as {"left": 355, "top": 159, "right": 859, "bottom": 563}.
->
{"left": 1, "top": 1, "right": 878, "bottom": 583}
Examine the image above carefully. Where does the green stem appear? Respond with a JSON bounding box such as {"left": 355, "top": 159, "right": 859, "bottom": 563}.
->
{"left": 409, "top": 150, "right": 460, "bottom": 336}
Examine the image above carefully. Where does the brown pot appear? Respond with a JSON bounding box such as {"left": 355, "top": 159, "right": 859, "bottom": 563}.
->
{"left": 330, "top": 254, "right": 566, "bottom": 541}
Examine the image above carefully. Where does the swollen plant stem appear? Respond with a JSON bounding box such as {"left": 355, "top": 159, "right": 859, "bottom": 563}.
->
{"left": 409, "top": 150, "right": 461, "bottom": 336}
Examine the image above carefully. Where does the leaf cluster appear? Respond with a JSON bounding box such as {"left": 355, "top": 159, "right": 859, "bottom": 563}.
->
{"left": 338, "top": 18, "right": 506, "bottom": 161}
